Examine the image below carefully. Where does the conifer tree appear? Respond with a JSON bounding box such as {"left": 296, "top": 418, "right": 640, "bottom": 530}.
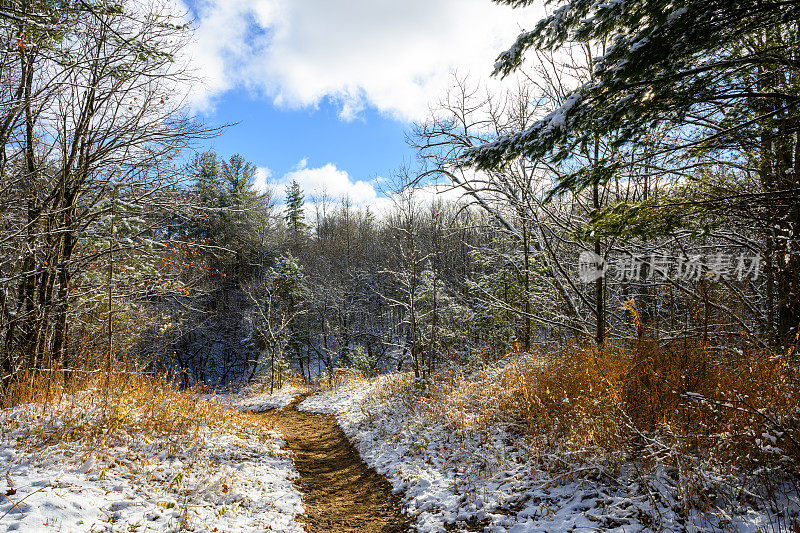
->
{"left": 284, "top": 180, "right": 307, "bottom": 253}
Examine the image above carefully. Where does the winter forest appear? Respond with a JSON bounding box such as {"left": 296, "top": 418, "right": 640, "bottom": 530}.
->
{"left": 1, "top": 0, "right": 800, "bottom": 532}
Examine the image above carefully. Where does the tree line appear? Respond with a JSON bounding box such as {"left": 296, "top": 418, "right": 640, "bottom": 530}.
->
{"left": 1, "top": 0, "right": 798, "bottom": 394}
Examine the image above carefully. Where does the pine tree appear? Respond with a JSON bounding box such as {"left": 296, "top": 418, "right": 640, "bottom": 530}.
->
{"left": 188, "top": 151, "right": 223, "bottom": 243}
{"left": 250, "top": 253, "right": 307, "bottom": 390}
{"left": 194, "top": 151, "right": 222, "bottom": 208}
{"left": 188, "top": 152, "right": 272, "bottom": 277}
{"left": 284, "top": 180, "right": 307, "bottom": 252}
{"left": 222, "top": 154, "right": 259, "bottom": 211}
{"left": 470, "top": 0, "right": 800, "bottom": 182}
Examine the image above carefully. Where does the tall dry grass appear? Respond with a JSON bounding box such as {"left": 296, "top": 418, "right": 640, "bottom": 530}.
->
{"left": 0, "top": 367, "right": 273, "bottom": 453}
{"left": 369, "top": 339, "right": 800, "bottom": 519}
{"left": 365, "top": 340, "right": 800, "bottom": 527}
{"left": 414, "top": 341, "right": 799, "bottom": 466}
{"left": 315, "top": 367, "right": 373, "bottom": 391}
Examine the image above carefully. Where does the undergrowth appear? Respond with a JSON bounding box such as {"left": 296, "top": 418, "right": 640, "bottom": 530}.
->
{"left": 0, "top": 368, "right": 277, "bottom": 454}
{"left": 0, "top": 368, "right": 299, "bottom": 532}
{"left": 366, "top": 340, "right": 800, "bottom": 530}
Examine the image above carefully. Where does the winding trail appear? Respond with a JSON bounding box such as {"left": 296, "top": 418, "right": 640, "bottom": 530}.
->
{"left": 260, "top": 393, "right": 410, "bottom": 533}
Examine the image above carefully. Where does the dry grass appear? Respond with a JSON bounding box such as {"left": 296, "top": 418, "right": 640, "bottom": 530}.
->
{"left": 508, "top": 342, "right": 799, "bottom": 469}
{"left": 363, "top": 341, "right": 800, "bottom": 526}
{"left": 0, "top": 367, "right": 277, "bottom": 453}
{"left": 238, "top": 372, "right": 308, "bottom": 396}
{"left": 316, "top": 367, "right": 373, "bottom": 392}
{"left": 377, "top": 341, "right": 800, "bottom": 473}
{"left": 0, "top": 366, "right": 303, "bottom": 533}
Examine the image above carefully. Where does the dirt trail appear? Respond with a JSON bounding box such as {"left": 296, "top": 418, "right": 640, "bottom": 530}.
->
{"left": 260, "top": 394, "right": 410, "bottom": 533}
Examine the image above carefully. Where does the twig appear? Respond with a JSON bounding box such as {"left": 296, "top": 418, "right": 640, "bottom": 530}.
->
{"left": 0, "top": 487, "right": 47, "bottom": 521}
{"left": 682, "top": 392, "right": 800, "bottom": 452}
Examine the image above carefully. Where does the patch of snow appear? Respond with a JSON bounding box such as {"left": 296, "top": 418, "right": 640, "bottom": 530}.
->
{"left": 630, "top": 37, "right": 649, "bottom": 53}
{"left": 667, "top": 7, "right": 688, "bottom": 24}
{"left": 0, "top": 401, "right": 305, "bottom": 533}
{"left": 214, "top": 385, "right": 305, "bottom": 413}
{"left": 299, "top": 385, "right": 370, "bottom": 415}
{"left": 541, "top": 93, "right": 580, "bottom": 134}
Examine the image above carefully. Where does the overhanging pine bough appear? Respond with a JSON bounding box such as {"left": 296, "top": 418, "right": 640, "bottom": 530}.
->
{"left": 463, "top": 0, "right": 800, "bottom": 347}
{"left": 464, "top": 0, "right": 800, "bottom": 193}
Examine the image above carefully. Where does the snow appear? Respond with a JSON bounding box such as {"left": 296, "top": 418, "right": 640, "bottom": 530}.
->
{"left": 298, "top": 385, "right": 367, "bottom": 415}
{"left": 598, "top": 0, "right": 625, "bottom": 8}
{"left": 213, "top": 385, "right": 305, "bottom": 413}
{"left": 301, "top": 376, "right": 643, "bottom": 531}
{"left": 5, "top": 377, "right": 793, "bottom": 532}
{"left": 0, "top": 397, "right": 305, "bottom": 533}
{"left": 630, "top": 37, "right": 649, "bottom": 53}
{"left": 300, "top": 374, "right": 799, "bottom": 533}
{"left": 667, "top": 7, "right": 688, "bottom": 24}
{"left": 541, "top": 93, "right": 580, "bottom": 134}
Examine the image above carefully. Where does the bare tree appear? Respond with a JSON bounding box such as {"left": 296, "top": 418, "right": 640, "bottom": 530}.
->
{"left": 0, "top": 0, "right": 215, "bottom": 382}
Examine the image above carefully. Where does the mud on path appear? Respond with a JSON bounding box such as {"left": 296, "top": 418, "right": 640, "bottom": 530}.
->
{"left": 260, "top": 393, "right": 410, "bottom": 533}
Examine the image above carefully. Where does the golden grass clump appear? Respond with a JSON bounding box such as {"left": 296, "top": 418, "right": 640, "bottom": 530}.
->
{"left": 382, "top": 341, "right": 800, "bottom": 472}
{"left": 0, "top": 368, "right": 278, "bottom": 453}
{"left": 316, "top": 367, "right": 374, "bottom": 392}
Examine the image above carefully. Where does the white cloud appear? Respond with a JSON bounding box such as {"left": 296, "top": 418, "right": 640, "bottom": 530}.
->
{"left": 185, "top": 0, "right": 540, "bottom": 120}
{"left": 262, "top": 160, "right": 471, "bottom": 215}
{"left": 252, "top": 166, "right": 273, "bottom": 193}
{"left": 369, "top": 182, "right": 472, "bottom": 216}
{"left": 263, "top": 159, "right": 379, "bottom": 206}
{"left": 411, "top": 183, "right": 468, "bottom": 205}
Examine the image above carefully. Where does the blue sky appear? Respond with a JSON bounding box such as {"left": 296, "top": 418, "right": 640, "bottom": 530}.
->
{"left": 197, "top": 89, "right": 412, "bottom": 189}
{"left": 180, "top": 0, "right": 539, "bottom": 205}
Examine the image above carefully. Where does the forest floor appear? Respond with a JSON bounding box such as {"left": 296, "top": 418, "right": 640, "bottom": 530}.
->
{"left": 0, "top": 386, "right": 305, "bottom": 533}
{"left": 259, "top": 393, "right": 410, "bottom": 532}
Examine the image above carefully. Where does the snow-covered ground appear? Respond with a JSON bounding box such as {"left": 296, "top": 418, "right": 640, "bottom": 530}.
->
{"left": 5, "top": 377, "right": 792, "bottom": 533}
{"left": 0, "top": 396, "right": 304, "bottom": 533}
{"left": 301, "top": 374, "right": 797, "bottom": 533}
{"left": 213, "top": 385, "right": 305, "bottom": 412}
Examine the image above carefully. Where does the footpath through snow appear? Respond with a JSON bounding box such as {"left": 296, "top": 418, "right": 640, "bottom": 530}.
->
{"left": 300, "top": 374, "right": 792, "bottom": 533}
{"left": 212, "top": 385, "right": 306, "bottom": 413}
{"left": 259, "top": 393, "right": 409, "bottom": 532}
{"left": 4, "top": 376, "right": 793, "bottom": 533}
